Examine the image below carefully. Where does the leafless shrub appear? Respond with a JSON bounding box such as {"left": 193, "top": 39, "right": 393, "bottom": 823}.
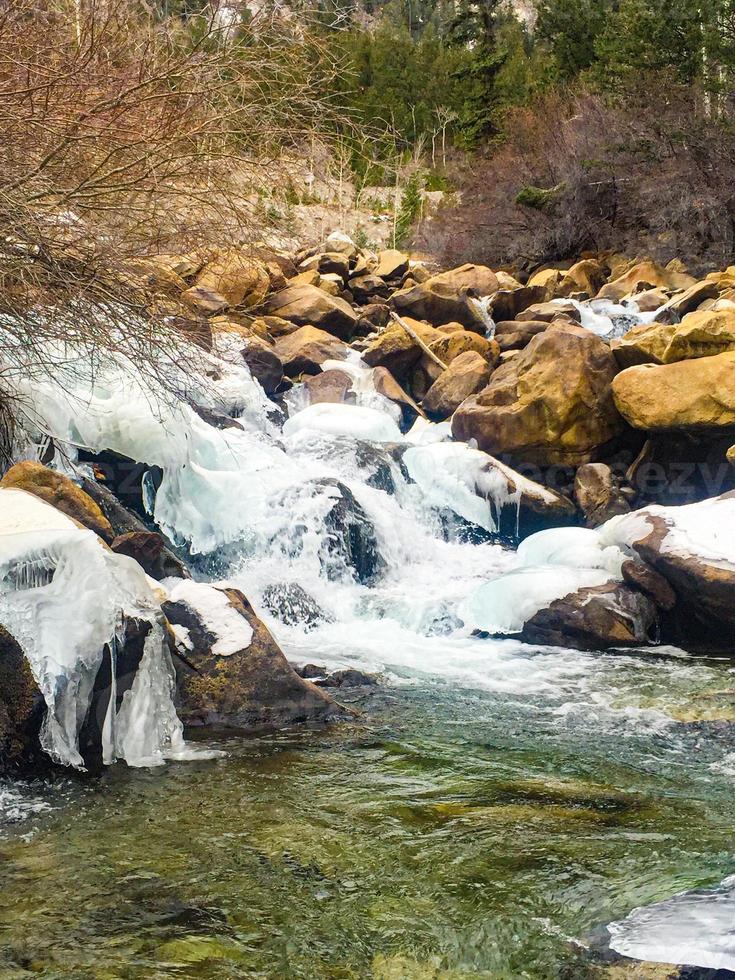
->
{"left": 417, "top": 80, "right": 735, "bottom": 276}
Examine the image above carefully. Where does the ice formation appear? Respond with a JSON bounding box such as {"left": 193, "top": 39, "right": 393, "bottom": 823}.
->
{"left": 282, "top": 402, "right": 403, "bottom": 443}
{"left": 608, "top": 876, "right": 735, "bottom": 972}
{"left": 555, "top": 297, "right": 660, "bottom": 339}
{"left": 162, "top": 579, "right": 253, "bottom": 656}
{"left": 0, "top": 488, "right": 186, "bottom": 768}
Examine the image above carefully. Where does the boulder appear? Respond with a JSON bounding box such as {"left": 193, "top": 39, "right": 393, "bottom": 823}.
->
{"left": 362, "top": 318, "right": 444, "bottom": 380}
{"left": 632, "top": 287, "right": 669, "bottom": 312}
{"left": 391, "top": 272, "right": 491, "bottom": 333}
{"left": 612, "top": 352, "right": 735, "bottom": 430}
{"left": 350, "top": 274, "right": 390, "bottom": 303}
{"left": 192, "top": 251, "right": 271, "bottom": 309}
{"left": 423, "top": 351, "right": 493, "bottom": 419}
{"left": 262, "top": 284, "right": 358, "bottom": 339}
{"left": 558, "top": 259, "right": 607, "bottom": 298}
{"left": 517, "top": 301, "right": 581, "bottom": 323}
{"left": 494, "top": 319, "right": 548, "bottom": 352}
{"left": 614, "top": 310, "right": 735, "bottom": 369}
{"left": 527, "top": 268, "right": 563, "bottom": 300}
{"left": 81, "top": 478, "right": 190, "bottom": 577}
{"left": 520, "top": 582, "right": 658, "bottom": 650}
{"left": 411, "top": 330, "right": 499, "bottom": 399}
{"left": 1, "top": 462, "right": 113, "bottom": 542}
{"left": 164, "top": 581, "right": 340, "bottom": 730}
{"left": 300, "top": 369, "right": 356, "bottom": 406}
{"left": 374, "top": 249, "right": 410, "bottom": 280}
{"left": 607, "top": 494, "right": 735, "bottom": 644}
{"left": 478, "top": 454, "right": 577, "bottom": 538}
{"left": 659, "top": 279, "right": 719, "bottom": 318}
{"left": 180, "top": 285, "right": 229, "bottom": 315}
{"left": 620, "top": 559, "right": 677, "bottom": 611}
{"left": 494, "top": 271, "right": 524, "bottom": 291}
{"left": 274, "top": 325, "right": 349, "bottom": 377}
{"left": 452, "top": 326, "right": 624, "bottom": 466}
{"left": 598, "top": 260, "right": 696, "bottom": 302}
{"left": 239, "top": 338, "right": 284, "bottom": 395}
{"left": 487, "top": 285, "right": 547, "bottom": 322}
{"left": 574, "top": 463, "right": 631, "bottom": 527}
{"left": 0, "top": 624, "right": 44, "bottom": 775}
{"left": 371, "top": 367, "right": 423, "bottom": 427}
{"left": 111, "top": 531, "right": 189, "bottom": 580}
{"left": 430, "top": 263, "right": 499, "bottom": 296}
{"left": 261, "top": 583, "right": 332, "bottom": 631}
{"left": 322, "top": 230, "right": 358, "bottom": 258}
{"left": 317, "top": 252, "right": 350, "bottom": 279}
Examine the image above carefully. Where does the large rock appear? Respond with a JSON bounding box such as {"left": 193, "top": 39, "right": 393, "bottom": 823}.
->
{"left": 493, "top": 319, "right": 548, "bottom": 353}
{"left": 423, "top": 351, "right": 493, "bottom": 419}
{"left": 192, "top": 250, "right": 271, "bottom": 309}
{"left": 452, "top": 326, "right": 624, "bottom": 466}
{"left": 527, "top": 268, "right": 563, "bottom": 300}
{"left": 1, "top": 462, "right": 113, "bottom": 542}
{"left": 612, "top": 351, "right": 735, "bottom": 430}
{"left": 164, "top": 582, "right": 340, "bottom": 730}
{"left": 430, "top": 263, "right": 499, "bottom": 296}
{"left": 374, "top": 249, "right": 409, "bottom": 280}
{"left": 658, "top": 279, "right": 719, "bottom": 318}
{"left": 606, "top": 493, "right": 735, "bottom": 645}
{"left": 300, "top": 369, "right": 356, "bottom": 406}
{"left": 558, "top": 259, "right": 607, "bottom": 298}
{"left": 362, "top": 319, "right": 444, "bottom": 381}
{"left": 274, "top": 325, "right": 349, "bottom": 377}
{"left": 574, "top": 463, "right": 631, "bottom": 527}
{"left": 390, "top": 270, "right": 491, "bottom": 332}
{"left": 613, "top": 310, "right": 735, "bottom": 368}
{"left": 111, "top": 531, "right": 189, "bottom": 580}
{"left": 0, "top": 625, "right": 44, "bottom": 775}
{"left": 488, "top": 285, "right": 547, "bottom": 322}
{"left": 239, "top": 337, "right": 284, "bottom": 395}
{"left": 598, "top": 260, "right": 696, "bottom": 302}
{"left": 262, "top": 284, "right": 358, "bottom": 339}
{"left": 371, "top": 367, "right": 423, "bottom": 428}
{"left": 520, "top": 582, "right": 658, "bottom": 650}
{"left": 410, "top": 330, "right": 499, "bottom": 399}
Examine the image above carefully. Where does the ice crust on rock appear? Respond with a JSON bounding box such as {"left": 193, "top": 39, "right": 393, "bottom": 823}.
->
{"left": 0, "top": 488, "right": 187, "bottom": 769}
{"left": 282, "top": 402, "right": 403, "bottom": 443}
{"left": 163, "top": 579, "right": 253, "bottom": 656}
{"left": 607, "top": 875, "right": 735, "bottom": 972}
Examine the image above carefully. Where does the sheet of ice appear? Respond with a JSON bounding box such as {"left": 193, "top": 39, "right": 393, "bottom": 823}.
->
{"left": 162, "top": 579, "right": 253, "bottom": 656}
{"left": 607, "top": 876, "right": 735, "bottom": 972}
{"left": 604, "top": 496, "right": 735, "bottom": 569}
{"left": 462, "top": 565, "right": 614, "bottom": 634}
{"left": 404, "top": 417, "right": 453, "bottom": 445}
{"left": 517, "top": 526, "right": 627, "bottom": 576}
{"left": 0, "top": 488, "right": 186, "bottom": 769}
{"left": 403, "top": 442, "right": 498, "bottom": 531}
{"left": 282, "top": 402, "right": 403, "bottom": 443}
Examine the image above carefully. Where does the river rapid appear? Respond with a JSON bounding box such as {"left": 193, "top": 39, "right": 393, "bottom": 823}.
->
{"left": 1, "top": 304, "right": 735, "bottom": 977}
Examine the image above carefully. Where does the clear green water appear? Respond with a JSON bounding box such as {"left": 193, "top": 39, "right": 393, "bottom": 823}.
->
{"left": 1, "top": 660, "right": 735, "bottom": 980}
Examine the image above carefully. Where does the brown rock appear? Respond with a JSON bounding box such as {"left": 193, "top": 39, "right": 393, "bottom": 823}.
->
{"left": 350, "top": 275, "right": 390, "bottom": 303}
{"left": 274, "top": 325, "right": 349, "bottom": 378}
{"left": 488, "top": 285, "right": 547, "bottom": 322}
{"left": 374, "top": 249, "right": 410, "bottom": 280}
{"left": 193, "top": 251, "right": 270, "bottom": 309}
{"left": 166, "top": 585, "right": 341, "bottom": 730}
{"left": 391, "top": 272, "right": 490, "bottom": 333}
{"left": 111, "top": 531, "right": 189, "bottom": 580}
{"left": 558, "top": 259, "right": 607, "bottom": 298}
{"left": 181, "top": 285, "right": 229, "bottom": 315}
{"left": 452, "top": 328, "right": 623, "bottom": 466}
{"left": 612, "top": 351, "right": 735, "bottom": 430}
{"left": 411, "top": 330, "right": 498, "bottom": 399}
{"left": 0, "top": 625, "right": 44, "bottom": 775}
{"left": 517, "top": 301, "right": 581, "bottom": 323}
{"left": 621, "top": 559, "right": 677, "bottom": 611}
{"left": 423, "top": 351, "right": 494, "bottom": 419}
{"left": 659, "top": 279, "right": 719, "bottom": 318}
{"left": 1, "top": 462, "right": 113, "bottom": 542}
{"left": 613, "top": 311, "right": 735, "bottom": 369}
{"left": 520, "top": 582, "right": 658, "bottom": 650}
{"left": 527, "top": 268, "right": 563, "bottom": 300}
{"left": 263, "top": 284, "right": 358, "bottom": 339}
{"left": 362, "top": 319, "right": 444, "bottom": 380}
{"left": 372, "top": 367, "right": 423, "bottom": 426}
{"left": 430, "top": 263, "right": 499, "bottom": 295}
{"left": 317, "top": 252, "right": 350, "bottom": 278}
{"left": 494, "top": 320, "right": 548, "bottom": 352}
{"left": 240, "top": 338, "right": 284, "bottom": 395}
{"left": 598, "top": 260, "right": 696, "bottom": 302}
{"left": 300, "top": 369, "right": 356, "bottom": 406}
{"left": 574, "top": 463, "right": 631, "bottom": 527}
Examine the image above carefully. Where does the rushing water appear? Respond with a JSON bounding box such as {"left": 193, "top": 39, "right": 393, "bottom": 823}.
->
{"left": 2, "top": 314, "right": 735, "bottom": 975}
